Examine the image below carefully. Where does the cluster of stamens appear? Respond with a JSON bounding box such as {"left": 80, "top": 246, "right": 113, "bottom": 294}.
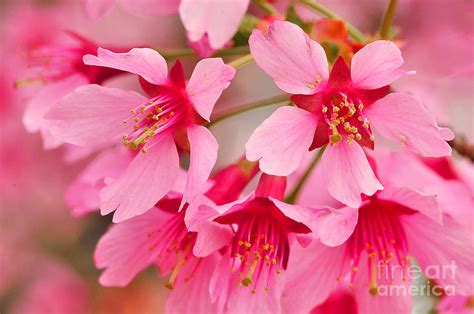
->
{"left": 322, "top": 92, "right": 374, "bottom": 145}
{"left": 17, "top": 47, "right": 83, "bottom": 86}
{"left": 147, "top": 210, "right": 198, "bottom": 289}
{"left": 122, "top": 95, "right": 185, "bottom": 153}
{"left": 230, "top": 215, "right": 287, "bottom": 294}
{"left": 341, "top": 202, "right": 410, "bottom": 296}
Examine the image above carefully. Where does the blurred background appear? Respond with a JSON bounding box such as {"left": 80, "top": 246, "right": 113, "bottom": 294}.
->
{"left": 0, "top": 0, "right": 472, "bottom": 313}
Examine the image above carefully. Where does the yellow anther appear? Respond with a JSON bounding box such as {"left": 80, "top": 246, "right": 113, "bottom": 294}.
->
{"left": 148, "top": 100, "right": 154, "bottom": 104}
{"left": 130, "top": 109, "right": 136, "bottom": 114}
{"left": 141, "top": 147, "right": 148, "bottom": 153}
{"left": 330, "top": 134, "right": 342, "bottom": 145}
{"left": 370, "top": 135, "right": 375, "bottom": 141}
{"left": 333, "top": 106, "right": 340, "bottom": 113}
{"left": 358, "top": 103, "right": 364, "bottom": 110}
{"left": 322, "top": 106, "right": 328, "bottom": 113}
{"left": 355, "top": 134, "right": 362, "bottom": 141}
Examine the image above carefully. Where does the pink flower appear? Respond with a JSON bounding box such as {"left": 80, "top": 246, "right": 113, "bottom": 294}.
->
{"left": 84, "top": 0, "right": 180, "bottom": 19}
{"left": 189, "top": 174, "right": 314, "bottom": 312}
{"left": 85, "top": 0, "right": 249, "bottom": 56}
{"left": 282, "top": 153, "right": 474, "bottom": 314}
{"left": 246, "top": 21, "right": 453, "bottom": 208}
{"left": 46, "top": 47, "right": 235, "bottom": 222}
{"left": 94, "top": 161, "right": 257, "bottom": 312}
{"left": 179, "top": 0, "right": 250, "bottom": 56}
{"left": 21, "top": 33, "right": 124, "bottom": 149}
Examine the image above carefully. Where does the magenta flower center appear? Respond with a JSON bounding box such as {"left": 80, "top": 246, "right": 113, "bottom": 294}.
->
{"left": 321, "top": 91, "right": 374, "bottom": 146}
{"left": 342, "top": 200, "right": 412, "bottom": 295}
{"left": 122, "top": 92, "right": 187, "bottom": 152}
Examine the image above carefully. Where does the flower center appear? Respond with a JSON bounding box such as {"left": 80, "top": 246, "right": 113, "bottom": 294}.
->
{"left": 322, "top": 91, "right": 374, "bottom": 146}
{"left": 229, "top": 207, "right": 288, "bottom": 294}
{"left": 16, "top": 46, "right": 84, "bottom": 87}
{"left": 342, "top": 200, "right": 411, "bottom": 295}
{"left": 147, "top": 208, "right": 198, "bottom": 289}
{"left": 122, "top": 94, "right": 186, "bottom": 153}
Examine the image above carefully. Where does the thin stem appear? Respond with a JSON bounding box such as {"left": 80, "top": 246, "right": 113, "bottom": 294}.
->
{"left": 154, "top": 46, "right": 250, "bottom": 60}
{"left": 380, "top": 0, "right": 398, "bottom": 39}
{"left": 252, "top": 0, "right": 278, "bottom": 15}
{"left": 285, "top": 146, "right": 326, "bottom": 204}
{"left": 227, "top": 54, "right": 254, "bottom": 69}
{"left": 208, "top": 94, "right": 291, "bottom": 127}
{"left": 298, "top": 0, "right": 367, "bottom": 43}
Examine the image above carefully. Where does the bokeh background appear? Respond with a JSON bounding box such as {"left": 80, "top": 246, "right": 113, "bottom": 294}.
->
{"left": 0, "top": 0, "right": 472, "bottom": 313}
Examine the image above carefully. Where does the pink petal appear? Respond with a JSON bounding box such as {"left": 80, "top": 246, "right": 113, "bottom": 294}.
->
{"left": 84, "top": 0, "right": 116, "bottom": 19}
{"left": 166, "top": 255, "right": 219, "bottom": 314}
{"left": 46, "top": 85, "right": 146, "bottom": 146}
{"left": 193, "top": 222, "right": 232, "bottom": 257}
{"left": 66, "top": 182, "right": 100, "bottom": 217}
{"left": 402, "top": 214, "right": 474, "bottom": 295}
{"left": 23, "top": 74, "right": 87, "bottom": 133}
{"left": 186, "top": 58, "right": 236, "bottom": 121}
{"left": 351, "top": 40, "right": 412, "bottom": 89}
{"left": 270, "top": 197, "right": 314, "bottom": 226}
{"left": 249, "top": 21, "right": 329, "bottom": 94}
{"left": 246, "top": 106, "right": 317, "bottom": 176}
{"left": 94, "top": 207, "right": 172, "bottom": 286}
{"left": 366, "top": 92, "right": 452, "bottom": 157}
{"left": 282, "top": 241, "right": 349, "bottom": 313}
{"left": 378, "top": 186, "right": 442, "bottom": 224}
{"left": 66, "top": 148, "right": 133, "bottom": 217}
{"left": 100, "top": 133, "right": 180, "bottom": 222}
{"left": 310, "top": 206, "right": 359, "bottom": 247}
{"left": 83, "top": 48, "right": 168, "bottom": 85}
{"left": 179, "top": 0, "right": 249, "bottom": 50}
{"left": 181, "top": 125, "right": 218, "bottom": 207}
{"left": 120, "top": 0, "right": 179, "bottom": 16}
{"left": 320, "top": 143, "right": 383, "bottom": 208}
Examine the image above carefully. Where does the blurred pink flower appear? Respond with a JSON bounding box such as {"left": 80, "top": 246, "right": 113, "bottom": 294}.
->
{"left": 179, "top": 0, "right": 250, "bottom": 56}
{"left": 10, "top": 261, "right": 88, "bottom": 314}
{"left": 46, "top": 47, "right": 235, "bottom": 222}
{"left": 21, "top": 33, "right": 126, "bottom": 149}
{"left": 246, "top": 20, "right": 453, "bottom": 208}
{"left": 84, "top": 0, "right": 180, "bottom": 19}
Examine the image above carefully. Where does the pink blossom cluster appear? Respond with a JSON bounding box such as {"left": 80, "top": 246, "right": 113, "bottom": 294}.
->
{"left": 3, "top": 0, "right": 474, "bottom": 313}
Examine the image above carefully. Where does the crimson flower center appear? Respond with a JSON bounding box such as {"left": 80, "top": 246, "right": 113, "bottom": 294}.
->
{"left": 322, "top": 91, "right": 374, "bottom": 146}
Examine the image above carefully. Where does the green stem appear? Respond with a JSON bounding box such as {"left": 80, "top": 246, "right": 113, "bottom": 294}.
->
{"left": 208, "top": 94, "right": 291, "bottom": 127}
{"left": 380, "top": 0, "right": 398, "bottom": 39}
{"left": 227, "top": 54, "right": 254, "bottom": 69}
{"left": 285, "top": 146, "right": 326, "bottom": 204}
{"left": 154, "top": 46, "right": 250, "bottom": 60}
{"left": 297, "top": 0, "right": 367, "bottom": 43}
{"left": 252, "top": 0, "right": 278, "bottom": 15}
